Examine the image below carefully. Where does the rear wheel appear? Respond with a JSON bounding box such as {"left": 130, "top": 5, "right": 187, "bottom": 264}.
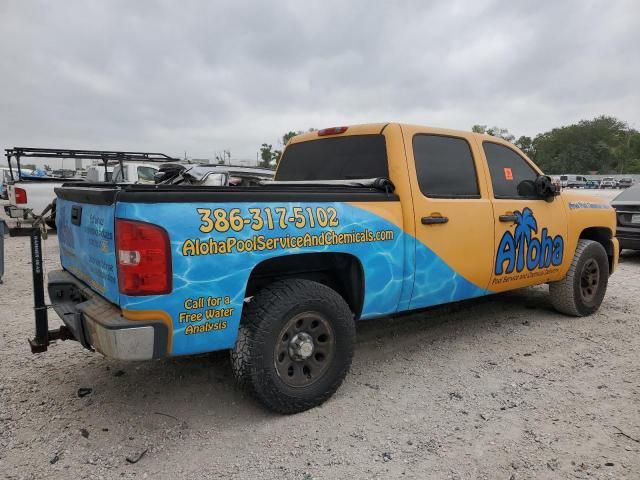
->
{"left": 549, "top": 239, "right": 609, "bottom": 316}
{"left": 231, "top": 279, "right": 355, "bottom": 414}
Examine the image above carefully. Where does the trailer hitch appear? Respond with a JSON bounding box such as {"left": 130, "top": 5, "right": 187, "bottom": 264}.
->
{"left": 9, "top": 225, "right": 74, "bottom": 353}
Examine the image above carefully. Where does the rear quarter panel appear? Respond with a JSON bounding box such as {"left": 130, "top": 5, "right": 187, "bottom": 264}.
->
{"left": 116, "top": 200, "right": 406, "bottom": 356}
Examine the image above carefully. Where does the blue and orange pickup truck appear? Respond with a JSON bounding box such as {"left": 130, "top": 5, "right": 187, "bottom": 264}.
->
{"left": 26, "top": 123, "right": 618, "bottom": 413}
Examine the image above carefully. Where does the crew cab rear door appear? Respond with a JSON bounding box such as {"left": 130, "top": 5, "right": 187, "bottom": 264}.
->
{"left": 402, "top": 126, "right": 495, "bottom": 309}
{"left": 479, "top": 140, "right": 568, "bottom": 291}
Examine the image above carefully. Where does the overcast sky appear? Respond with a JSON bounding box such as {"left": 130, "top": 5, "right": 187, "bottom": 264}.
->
{"left": 1, "top": 0, "right": 639, "bottom": 167}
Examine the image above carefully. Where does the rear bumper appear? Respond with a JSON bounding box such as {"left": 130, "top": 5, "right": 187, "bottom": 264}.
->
{"left": 48, "top": 270, "right": 168, "bottom": 360}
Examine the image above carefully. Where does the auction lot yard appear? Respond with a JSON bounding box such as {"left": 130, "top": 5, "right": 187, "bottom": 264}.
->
{"left": 1, "top": 197, "right": 639, "bottom": 480}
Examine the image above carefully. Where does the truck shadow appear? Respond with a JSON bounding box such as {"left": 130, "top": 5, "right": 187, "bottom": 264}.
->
{"left": 40, "top": 285, "right": 561, "bottom": 429}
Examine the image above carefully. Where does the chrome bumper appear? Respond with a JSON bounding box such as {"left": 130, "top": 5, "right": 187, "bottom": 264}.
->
{"left": 48, "top": 270, "right": 168, "bottom": 360}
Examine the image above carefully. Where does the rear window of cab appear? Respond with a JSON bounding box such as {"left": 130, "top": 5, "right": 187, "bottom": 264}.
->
{"left": 276, "top": 135, "right": 389, "bottom": 181}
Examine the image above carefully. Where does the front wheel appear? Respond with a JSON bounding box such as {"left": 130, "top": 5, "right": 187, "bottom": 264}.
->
{"left": 549, "top": 239, "right": 609, "bottom": 316}
{"left": 231, "top": 279, "right": 355, "bottom": 414}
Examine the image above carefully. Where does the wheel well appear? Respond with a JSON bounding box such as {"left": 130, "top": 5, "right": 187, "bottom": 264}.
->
{"left": 579, "top": 227, "right": 613, "bottom": 271}
{"left": 245, "top": 253, "right": 365, "bottom": 318}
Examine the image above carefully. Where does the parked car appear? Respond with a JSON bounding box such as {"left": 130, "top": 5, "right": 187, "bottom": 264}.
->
{"left": 585, "top": 179, "right": 600, "bottom": 189}
{"left": 600, "top": 177, "right": 617, "bottom": 189}
{"left": 617, "top": 178, "right": 634, "bottom": 189}
{"left": 611, "top": 185, "right": 640, "bottom": 251}
{"left": 27, "top": 122, "right": 618, "bottom": 414}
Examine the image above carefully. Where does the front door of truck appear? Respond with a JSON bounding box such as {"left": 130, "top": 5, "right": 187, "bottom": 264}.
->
{"left": 403, "top": 126, "right": 495, "bottom": 310}
{"left": 480, "top": 140, "right": 568, "bottom": 292}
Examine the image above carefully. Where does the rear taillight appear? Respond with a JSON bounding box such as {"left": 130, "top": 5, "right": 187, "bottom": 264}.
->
{"left": 116, "top": 219, "right": 172, "bottom": 296}
{"left": 15, "top": 187, "right": 27, "bottom": 204}
{"left": 317, "top": 126, "right": 348, "bottom": 136}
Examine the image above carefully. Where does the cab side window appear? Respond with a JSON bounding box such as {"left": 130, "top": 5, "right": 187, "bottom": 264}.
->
{"left": 413, "top": 135, "right": 480, "bottom": 198}
{"left": 137, "top": 166, "right": 157, "bottom": 183}
{"left": 483, "top": 142, "right": 538, "bottom": 199}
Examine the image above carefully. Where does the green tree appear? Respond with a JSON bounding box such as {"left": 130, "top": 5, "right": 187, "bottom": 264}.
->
{"left": 272, "top": 149, "right": 282, "bottom": 165}
{"left": 259, "top": 144, "right": 274, "bottom": 168}
{"left": 282, "top": 131, "right": 298, "bottom": 146}
{"left": 515, "top": 136, "right": 535, "bottom": 158}
{"left": 471, "top": 125, "right": 515, "bottom": 142}
{"left": 532, "top": 116, "right": 634, "bottom": 174}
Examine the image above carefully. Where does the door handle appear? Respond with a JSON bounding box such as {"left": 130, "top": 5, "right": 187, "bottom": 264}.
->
{"left": 421, "top": 215, "right": 448, "bottom": 225}
{"left": 499, "top": 214, "right": 518, "bottom": 223}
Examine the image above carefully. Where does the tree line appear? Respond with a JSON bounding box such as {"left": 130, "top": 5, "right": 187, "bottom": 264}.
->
{"left": 259, "top": 116, "right": 640, "bottom": 174}
{"left": 473, "top": 115, "right": 640, "bottom": 174}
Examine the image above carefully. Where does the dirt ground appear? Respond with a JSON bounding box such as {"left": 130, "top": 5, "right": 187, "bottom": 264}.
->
{"left": 1, "top": 199, "right": 639, "bottom": 480}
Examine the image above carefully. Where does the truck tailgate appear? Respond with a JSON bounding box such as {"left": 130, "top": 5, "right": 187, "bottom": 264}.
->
{"left": 56, "top": 195, "right": 119, "bottom": 303}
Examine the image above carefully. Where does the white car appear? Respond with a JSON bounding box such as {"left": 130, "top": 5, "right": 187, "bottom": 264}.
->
{"left": 600, "top": 177, "right": 617, "bottom": 189}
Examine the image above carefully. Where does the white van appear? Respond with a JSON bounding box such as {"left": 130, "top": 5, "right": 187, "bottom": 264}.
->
{"left": 559, "top": 175, "right": 587, "bottom": 188}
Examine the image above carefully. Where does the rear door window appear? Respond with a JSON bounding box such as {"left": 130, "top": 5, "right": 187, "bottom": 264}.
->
{"left": 483, "top": 142, "right": 539, "bottom": 198}
{"left": 412, "top": 134, "right": 479, "bottom": 198}
{"left": 276, "top": 135, "right": 388, "bottom": 181}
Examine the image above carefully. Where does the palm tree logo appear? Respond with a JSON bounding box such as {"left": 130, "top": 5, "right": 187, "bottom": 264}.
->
{"left": 513, "top": 207, "right": 537, "bottom": 272}
{"left": 495, "top": 207, "right": 564, "bottom": 276}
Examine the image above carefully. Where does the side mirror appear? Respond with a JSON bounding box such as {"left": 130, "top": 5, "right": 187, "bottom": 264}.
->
{"left": 535, "top": 175, "right": 560, "bottom": 200}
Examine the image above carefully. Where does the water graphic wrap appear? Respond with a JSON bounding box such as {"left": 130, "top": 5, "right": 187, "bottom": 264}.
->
{"left": 61, "top": 199, "right": 490, "bottom": 356}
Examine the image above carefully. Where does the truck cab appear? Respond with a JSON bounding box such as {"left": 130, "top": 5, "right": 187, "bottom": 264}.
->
{"left": 30, "top": 123, "right": 618, "bottom": 413}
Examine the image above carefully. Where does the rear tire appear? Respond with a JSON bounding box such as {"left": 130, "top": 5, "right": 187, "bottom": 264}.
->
{"left": 230, "top": 279, "right": 355, "bottom": 414}
{"left": 549, "top": 239, "right": 609, "bottom": 316}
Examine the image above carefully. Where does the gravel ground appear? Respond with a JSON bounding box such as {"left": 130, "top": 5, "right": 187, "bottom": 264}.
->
{"left": 0, "top": 200, "right": 639, "bottom": 480}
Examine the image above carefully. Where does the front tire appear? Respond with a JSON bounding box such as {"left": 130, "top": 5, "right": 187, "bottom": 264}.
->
{"left": 231, "top": 279, "right": 355, "bottom": 414}
{"left": 549, "top": 239, "right": 609, "bottom": 316}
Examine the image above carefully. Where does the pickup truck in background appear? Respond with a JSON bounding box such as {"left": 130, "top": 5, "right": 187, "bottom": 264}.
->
{"left": 7, "top": 179, "right": 73, "bottom": 223}
{"left": 3, "top": 148, "right": 178, "bottom": 227}
{"left": 35, "top": 123, "right": 618, "bottom": 413}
